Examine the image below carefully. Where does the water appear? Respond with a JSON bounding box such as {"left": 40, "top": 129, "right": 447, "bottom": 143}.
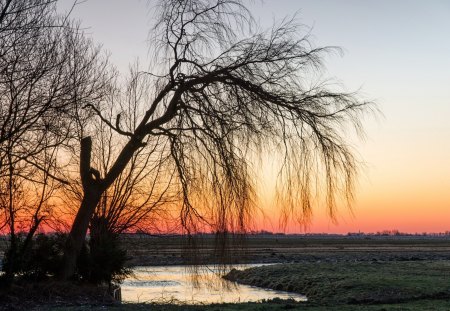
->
{"left": 122, "top": 264, "right": 307, "bottom": 304}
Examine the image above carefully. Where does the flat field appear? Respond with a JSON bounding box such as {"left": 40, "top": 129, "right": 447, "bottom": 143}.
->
{"left": 120, "top": 234, "right": 450, "bottom": 266}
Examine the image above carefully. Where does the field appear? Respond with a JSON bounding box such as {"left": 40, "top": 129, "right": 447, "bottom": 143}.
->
{"left": 121, "top": 234, "right": 450, "bottom": 310}
{"left": 224, "top": 261, "right": 450, "bottom": 308}
{"left": 2, "top": 234, "right": 450, "bottom": 310}
{"left": 2, "top": 234, "right": 450, "bottom": 266}
{"left": 120, "top": 234, "right": 450, "bottom": 266}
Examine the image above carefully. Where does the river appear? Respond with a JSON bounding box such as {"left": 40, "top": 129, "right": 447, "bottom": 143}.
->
{"left": 122, "top": 264, "right": 307, "bottom": 304}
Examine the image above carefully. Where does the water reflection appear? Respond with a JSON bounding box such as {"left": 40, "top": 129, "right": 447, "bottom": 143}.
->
{"left": 122, "top": 265, "right": 307, "bottom": 304}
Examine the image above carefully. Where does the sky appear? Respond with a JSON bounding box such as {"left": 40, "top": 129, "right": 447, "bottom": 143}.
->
{"left": 58, "top": 0, "right": 450, "bottom": 234}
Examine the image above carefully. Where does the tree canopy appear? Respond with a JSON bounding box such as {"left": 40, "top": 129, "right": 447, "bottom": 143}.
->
{"left": 0, "top": 0, "right": 374, "bottom": 282}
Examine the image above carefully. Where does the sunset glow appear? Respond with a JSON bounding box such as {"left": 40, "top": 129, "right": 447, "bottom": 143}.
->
{"left": 56, "top": 0, "right": 450, "bottom": 234}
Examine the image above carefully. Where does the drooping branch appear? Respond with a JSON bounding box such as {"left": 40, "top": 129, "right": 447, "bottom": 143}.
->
{"left": 60, "top": 0, "right": 375, "bottom": 279}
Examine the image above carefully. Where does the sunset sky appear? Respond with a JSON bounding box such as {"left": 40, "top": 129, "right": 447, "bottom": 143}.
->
{"left": 59, "top": 0, "right": 450, "bottom": 234}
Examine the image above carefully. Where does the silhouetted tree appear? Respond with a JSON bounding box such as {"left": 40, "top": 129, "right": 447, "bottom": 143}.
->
{"left": 60, "top": 67, "right": 176, "bottom": 283}
{"left": 0, "top": 0, "right": 112, "bottom": 167}
{"left": 61, "top": 0, "right": 373, "bottom": 279}
{"left": 63, "top": 67, "right": 176, "bottom": 236}
{"left": 0, "top": 134, "right": 61, "bottom": 283}
{"left": 0, "top": 0, "right": 113, "bottom": 284}
{"left": 91, "top": 71, "right": 176, "bottom": 234}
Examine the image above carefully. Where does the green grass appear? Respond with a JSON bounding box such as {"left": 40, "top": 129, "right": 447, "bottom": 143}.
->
{"left": 34, "top": 260, "right": 450, "bottom": 311}
{"left": 224, "top": 261, "right": 450, "bottom": 306}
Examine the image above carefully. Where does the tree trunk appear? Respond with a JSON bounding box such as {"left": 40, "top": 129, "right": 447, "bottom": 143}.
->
{"left": 60, "top": 188, "right": 102, "bottom": 280}
{"left": 60, "top": 136, "right": 104, "bottom": 280}
{"left": 60, "top": 135, "right": 141, "bottom": 280}
{"left": 3, "top": 153, "right": 16, "bottom": 285}
{"left": 2, "top": 233, "right": 17, "bottom": 285}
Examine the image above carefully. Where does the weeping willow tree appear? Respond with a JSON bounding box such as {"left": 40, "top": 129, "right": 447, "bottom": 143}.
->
{"left": 61, "top": 0, "right": 373, "bottom": 279}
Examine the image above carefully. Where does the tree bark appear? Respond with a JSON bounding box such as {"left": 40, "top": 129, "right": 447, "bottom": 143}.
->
{"left": 60, "top": 188, "right": 102, "bottom": 280}
{"left": 60, "top": 134, "right": 145, "bottom": 280}
{"left": 60, "top": 136, "right": 104, "bottom": 280}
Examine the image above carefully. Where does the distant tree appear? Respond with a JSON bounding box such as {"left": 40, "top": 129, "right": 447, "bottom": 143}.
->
{"left": 61, "top": 0, "right": 373, "bottom": 279}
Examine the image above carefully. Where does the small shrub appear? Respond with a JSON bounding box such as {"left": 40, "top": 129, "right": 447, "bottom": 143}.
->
{"left": 1, "top": 233, "right": 66, "bottom": 282}
{"left": 77, "top": 216, "right": 131, "bottom": 284}
{"left": 1, "top": 226, "right": 130, "bottom": 285}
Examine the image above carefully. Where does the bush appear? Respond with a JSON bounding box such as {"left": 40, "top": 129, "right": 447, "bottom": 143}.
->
{"left": 1, "top": 225, "right": 131, "bottom": 285}
{"left": 77, "top": 216, "right": 131, "bottom": 284}
{"left": 1, "top": 233, "right": 66, "bottom": 282}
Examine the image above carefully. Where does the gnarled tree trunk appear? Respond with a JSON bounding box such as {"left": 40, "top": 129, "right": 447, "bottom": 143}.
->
{"left": 60, "top": 188, "right": 102, "bottom": 280}
{"left": 60, "top": 137, "right": 103, "bottom": 280}
{"left": 60, "top": 135, "right": 143, "bottom": 279}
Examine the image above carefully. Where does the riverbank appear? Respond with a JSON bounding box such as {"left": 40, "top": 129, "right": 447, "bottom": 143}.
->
{"left": 35, "top": 300, "right": 450, "bottom": 311}
{"left": 3, "top": 235, "right": 450, "bottom": 310}
{"left": 8, "top": 260, "right": 450, "bottom": 310}
{"left": 224, "top": 261, "right": 450, "bottom": 309}
{"left": 33, "top": 299, "right": 450, "bottom": 311}
{"left": 0, "top": 281, "right": 115, "bottom": 311}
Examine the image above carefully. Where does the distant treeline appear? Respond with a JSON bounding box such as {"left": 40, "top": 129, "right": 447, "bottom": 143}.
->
{"left": 1, "top": 229, "right": 450, "bottom": 240}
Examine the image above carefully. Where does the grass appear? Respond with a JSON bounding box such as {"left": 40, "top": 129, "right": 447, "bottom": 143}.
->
{"left": 3, "top": 235, "right": 450, "bottom": 310}
{"left": 28, "top": 260, "right": 450, "bottom": 310}
{"left": 35, "top": 299, "right": 450, "bottom": 311}
{"left": 224, "top": 261, "right": 450, "bottom": 307}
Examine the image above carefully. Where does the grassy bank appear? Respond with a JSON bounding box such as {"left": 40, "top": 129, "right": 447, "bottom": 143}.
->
{"left": 4, "top": 236, "right": 450, "bottom": 310}
{"left": 25, "top": 260, "right": 450, "bottom": 310}
{"left": 224, "top": 261, "right": 450, "bottom": 308}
